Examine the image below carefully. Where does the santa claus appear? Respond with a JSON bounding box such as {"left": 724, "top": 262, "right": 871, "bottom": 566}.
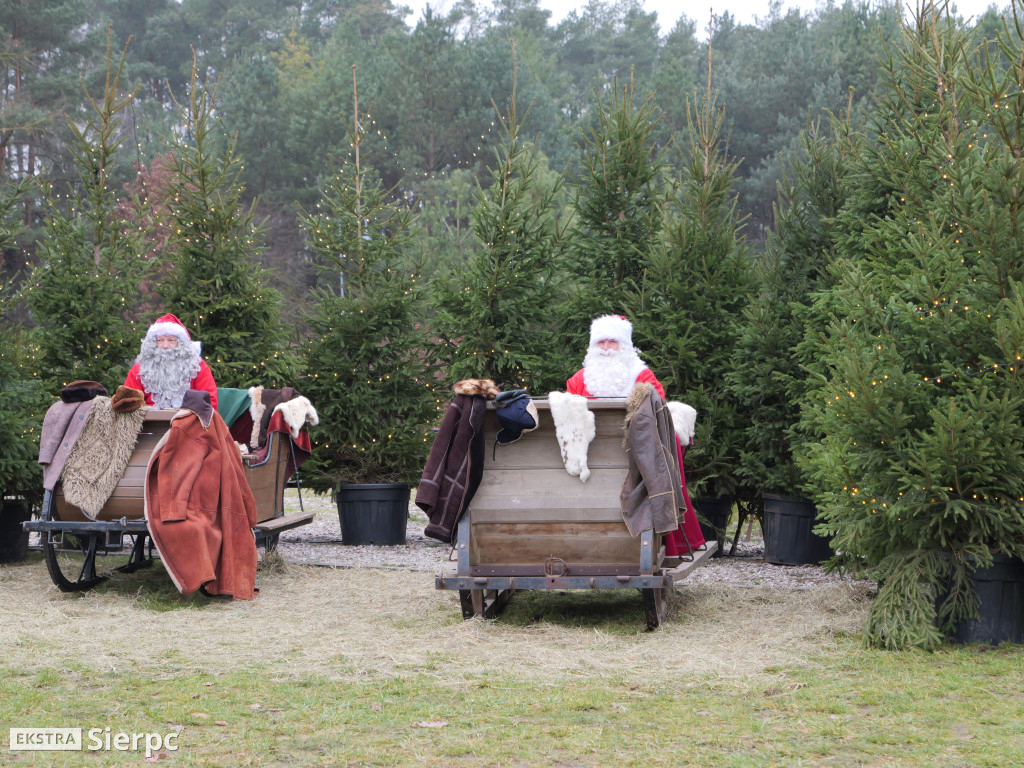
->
{"left": 123, "top": 313, "right": 218, "bottom": 410}
{"left": 567, "top": 314, "right": 706, "bottom": 555}
{"left": 566, "top": 314, "right": 665, "bottom": 398}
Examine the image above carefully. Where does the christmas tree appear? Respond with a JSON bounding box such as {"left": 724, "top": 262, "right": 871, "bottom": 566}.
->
{"left": 562, "top": 74, "right": 666, "bottom": 354}
{"left": 731, "top": 120, "right": 851, "bottom": 501}
{"left": 299, "top": 66, "right": 437, "bottom": 490}
{"left": 432, "top": 55, "right": 567, "bottom": 392}
{"left": 25, "top": 35, "right": 145, "bottom": 391}
{"left": 0, "top": 179, "right": 46, "bottom": 506}
{"left": 799, "top": 7, "right": 1024, "bottom": 649}
{"left": 634, "top": 90, "right": 752, "bottom": 503}
{"left": 159, "top": 61, "right": 296, "bottom": 389}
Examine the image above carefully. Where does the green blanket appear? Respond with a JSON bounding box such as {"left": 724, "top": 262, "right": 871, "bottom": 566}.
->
{"left": 216, "top": 387, "right": 252, "bottom": 428}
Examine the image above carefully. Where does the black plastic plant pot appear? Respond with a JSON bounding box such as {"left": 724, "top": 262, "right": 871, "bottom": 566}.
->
{"left": 693, "top": 496, "right": 732, "bottom": 558}
{"left": 953, "top": 554, "right": 1024, "bottom": 645}
{"left": 762, "top": 493, "right": 832, "bottom": 566}
{"left": 336, "top": 483, "right": 410, "bottom": 546}
{"left": 0, "top": 498, "right": 31, "bottom": 563}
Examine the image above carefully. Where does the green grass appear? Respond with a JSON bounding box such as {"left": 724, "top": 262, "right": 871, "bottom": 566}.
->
{"left": 2, "top": 645, "right": 1022, "bottom": 767}
{"left": 3, "top": 548, "right": 1022, "bottom": 767}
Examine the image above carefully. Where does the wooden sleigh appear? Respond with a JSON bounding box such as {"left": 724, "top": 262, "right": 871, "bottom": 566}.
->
{"left": 25, "top": 393, "right": 314, "bottom": 592}
{"left": 435, "top": 398, "right": 716, "bottom": 629}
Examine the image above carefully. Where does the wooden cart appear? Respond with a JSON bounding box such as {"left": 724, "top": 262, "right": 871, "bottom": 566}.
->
{"left": 25, "top": 409, "right": 314, "bottom": 592}
{"left": 435, "top": 398, "right": 716, "bottom": 629}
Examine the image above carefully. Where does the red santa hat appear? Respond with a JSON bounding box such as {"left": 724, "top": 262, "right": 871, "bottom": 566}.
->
{"left": 145, "top": 313, "right": 192, "bottom": 341}
{"left": 589, "top": 314, "right": 633, "bottom": 349}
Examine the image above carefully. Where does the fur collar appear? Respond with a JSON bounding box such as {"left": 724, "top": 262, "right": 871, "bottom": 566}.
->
{"left": 623, "top": 382, "right": 698, "bottom": 444}
{"left": 624, "top": 381, "right": 655, "bottom": 429}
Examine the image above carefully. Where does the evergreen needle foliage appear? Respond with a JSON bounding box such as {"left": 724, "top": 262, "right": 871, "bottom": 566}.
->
{"left": 635, "top": 91, "right": 752, "bottom": 500}
{"left": 732, "top": 120, "right": 850, "bottom": 499}
{"left": 26, "top": 34, "right": 146, "bottom": 391}
{"left": 160, "top": 61, "right": 297, "bottom": 388}
{"left": 798, "top": 8, "right": 1024, "bottom": 649}
{"left": 300, "top": 69, "right": 437, "bottom": 490}
{"left": 0, "top": 179, "right": 47, "bottom": 505}
{"left": 432, "top": 62, "right": 567, "bottom": 392}
{"left": 562, "top": 75, "right": 665, "bottom": 351}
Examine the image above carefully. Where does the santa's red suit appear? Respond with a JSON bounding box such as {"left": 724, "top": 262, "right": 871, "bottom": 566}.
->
{"left": 124, "top": 313, "right": 219, "bottom": 411}
{"left": 567, "top": 315, "right": 705, "bottom": 555}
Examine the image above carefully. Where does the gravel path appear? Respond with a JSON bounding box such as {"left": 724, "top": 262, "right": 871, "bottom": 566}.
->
{"left": 275, "top": 490, "right": 876, "bottom": 592}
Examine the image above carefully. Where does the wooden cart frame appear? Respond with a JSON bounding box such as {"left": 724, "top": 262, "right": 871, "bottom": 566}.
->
{"left": 435, "top": 398, "right": 716, "bottom": 629}
{"left": 24, "top": 409, "right": 314, "bottom": 592}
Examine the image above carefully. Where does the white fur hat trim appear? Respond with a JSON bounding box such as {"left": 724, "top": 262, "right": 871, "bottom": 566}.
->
{"left": 589, "top": 314, "right": 633, "bottom": 348}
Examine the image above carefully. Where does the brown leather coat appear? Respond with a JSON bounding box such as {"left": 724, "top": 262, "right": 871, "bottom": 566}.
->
{"left": 145, "top": 392, "right": 259, "bottom": 599}
{"left": 416, "top": 394, "right": 486, "bottom": 544}
{"left": 620, "top": 382, "right": 683, "bottom": 536}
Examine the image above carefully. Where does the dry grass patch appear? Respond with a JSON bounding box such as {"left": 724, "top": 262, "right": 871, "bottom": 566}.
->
{"left": 1, "top": 556, "right": 869, "bottom": 685}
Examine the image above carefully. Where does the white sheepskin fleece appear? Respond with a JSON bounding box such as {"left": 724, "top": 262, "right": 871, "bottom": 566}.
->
{"left": 273, "top": 395, "right": 320, "bottom": 438}
{"left": 248, "top": 386, "right": 265, "bottom": 448}
{"left": 547, "top": 391, "right": 596, "bottom": 483}
{"left": 667, "top": 401, "right": 697, "bottom": 444}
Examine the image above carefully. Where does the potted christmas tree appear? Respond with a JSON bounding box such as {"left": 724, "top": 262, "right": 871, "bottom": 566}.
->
{"left": 730, "top": 123, "right": 849, "bottom": 564}
{"left": 299, "top": 68, "right": 437, "bottom": 545}
{"left": 635, "top": 90, "right": 752, "bottom": 553}
{"left": 0, "top": 183, "right": 46, "bottom": 562}
{"left": 799, "top": 8, "right": 1024, "bottom": 648}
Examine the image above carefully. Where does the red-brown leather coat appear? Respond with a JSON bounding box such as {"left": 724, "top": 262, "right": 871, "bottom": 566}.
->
{"left": 145, "top": 391, "right": 258, "bottom": 599}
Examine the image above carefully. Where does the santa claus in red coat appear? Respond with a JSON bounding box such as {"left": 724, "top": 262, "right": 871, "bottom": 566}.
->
{"left": 124, "top": 313, "right": 219, "bottom": 411}
{"left": 567, "top": 314, "right": 706, "bottom": 555}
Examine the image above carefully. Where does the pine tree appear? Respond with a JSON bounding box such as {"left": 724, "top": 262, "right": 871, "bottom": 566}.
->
{"left": 159, "top": 61, "right": 297, "bottom": 389}
{"left": 798, "top": 8, "right": 1024, "bottom": 649}
{"left": 0, "top": 178, "right": 47, "bottom": 505}
{"left": 731, "top": 120, "right": 850, "bottom": 501}
{"left": 432, "top": 56, "right": 567, "bottom": 392}
{"left": 299, "top": 66, "right": 437, "bottom": 491}
{"left": 562, "top": 74, "right": 666, "bottom": 353}
{"left": 634, "top": 91, "right": 752, "bottom": 502}
{"left": 25, "top": 34, "right": 146, "bottom": 391}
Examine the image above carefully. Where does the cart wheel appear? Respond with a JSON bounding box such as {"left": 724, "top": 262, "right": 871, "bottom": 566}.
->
{"left": 44, "top": 532, "right": 103, "bottom": 592}
{"left": 641, "top": 587, "right": 666, "bottom": 630}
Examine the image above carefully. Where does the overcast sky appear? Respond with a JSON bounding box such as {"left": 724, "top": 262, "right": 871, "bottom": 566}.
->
{"left": 399, "top": 0, "right": 1005, "bottom": 34}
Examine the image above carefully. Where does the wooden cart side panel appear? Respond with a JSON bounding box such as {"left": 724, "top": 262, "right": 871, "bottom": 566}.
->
{"left": 471, "top": 521, "right": 643, "bottom": 565}
{"left": 247, "top": 435, "right": 291, "bottom": 523}
{"left": 54, "top": 414, "right": 291, "bottom": 525}
{"left": 468, "top": 400, "right": 662, "bottom": 570}
{"left": 54, "top": 418, "right": 172, "bottom": 523}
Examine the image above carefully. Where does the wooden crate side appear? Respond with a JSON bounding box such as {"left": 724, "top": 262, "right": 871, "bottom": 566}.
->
{"left": 246, "top": 436, "right": 291, "bottom": 523}
{"left": 469, "top": 521, "right": 642, "bottom": 566}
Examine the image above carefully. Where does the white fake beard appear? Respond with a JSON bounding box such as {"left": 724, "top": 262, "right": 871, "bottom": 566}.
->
{"left": 582, "top": 347, "right": 640, "bottom": 397}
{"left": 136, "top": 337, "right": 201, "bottom": 409}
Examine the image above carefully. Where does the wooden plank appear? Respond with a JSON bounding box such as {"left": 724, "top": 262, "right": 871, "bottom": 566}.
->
{"left": 471, "top": 467, "right": 624, "bottom": 508}
{"left": 54, "top": 493, "right": 145, "bottom": 523}
{"left": 469, "top": 505, "right": 624, "bottom": 524}
{"left": 253, "top": 510, "right": 315, "bottom": 533}
{"left": 484, "top": 435, "right": 629, "bottom": 470}
{"left": 470, "top": 522, "right": 642, "bottom": 565}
